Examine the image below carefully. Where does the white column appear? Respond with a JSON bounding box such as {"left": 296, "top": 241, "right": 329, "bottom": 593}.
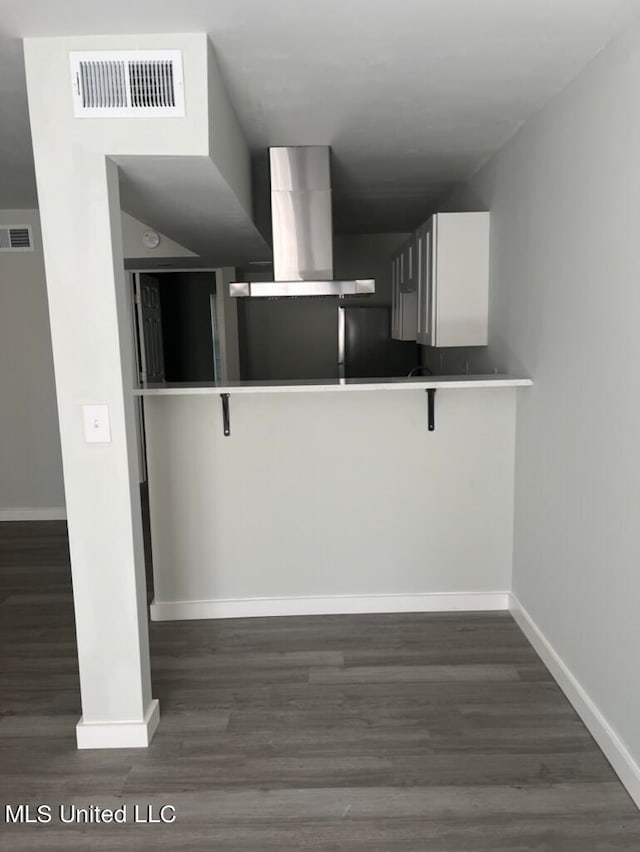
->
{"left": 22, "top": 31, "right": 252, "bottom": 748}
{"left": 32, "top": 144, "right": 157, "bottom": 748}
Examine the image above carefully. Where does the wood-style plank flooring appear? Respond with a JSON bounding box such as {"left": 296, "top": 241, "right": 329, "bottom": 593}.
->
{"left": 1, "top": 520, "right": 639, "bottom": 850}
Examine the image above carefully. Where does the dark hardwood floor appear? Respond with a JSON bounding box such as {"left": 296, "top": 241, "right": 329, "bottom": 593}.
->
{"left": 1, "top": 520, "right": 639, "bottom": 850}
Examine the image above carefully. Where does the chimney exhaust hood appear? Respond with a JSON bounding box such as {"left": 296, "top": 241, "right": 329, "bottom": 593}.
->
{"left": 230, "top": 146, "right": 375, "bottom": 298}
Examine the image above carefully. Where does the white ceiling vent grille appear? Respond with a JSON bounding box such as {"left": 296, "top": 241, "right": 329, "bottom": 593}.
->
{"left": 70, "top": 50, "right": 185, "bottom": 118}
{"left": 0, "top": 226, "right": 34, "bottom": 252}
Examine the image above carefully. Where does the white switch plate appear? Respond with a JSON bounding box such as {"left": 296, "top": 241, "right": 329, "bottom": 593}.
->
{"left": 83, "top": 404, "right": 111, "bottom": 443}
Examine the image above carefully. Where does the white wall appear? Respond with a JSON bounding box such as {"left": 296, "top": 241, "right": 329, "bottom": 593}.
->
{"left": 121, "top": 212, "right": 197, "bottom": 262}
{"left": 443, "top": 25, "right": 640, "bottom": 794}
{"left": 0, "top": 209, "right": 64, "bottom": 516}
{"left": 145, "top": 389, "right": 516, "bottom": 612}
{"left": 207, "top": 42, "right": 252, "bottom": 220}
{"left": 0, "top": 208, "right": 201, "bottom": 518}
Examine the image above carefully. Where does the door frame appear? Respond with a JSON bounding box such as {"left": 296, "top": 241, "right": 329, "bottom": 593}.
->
{"left": 128, "top": 268, "right": 224, "bottom": 481}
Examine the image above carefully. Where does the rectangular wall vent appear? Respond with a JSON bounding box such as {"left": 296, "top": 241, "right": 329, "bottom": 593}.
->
{"left": 69, "top": 50, "right": 185, "bottom": 118}
{"left": 0, "top": 226, "right": 34, "bottom": 252}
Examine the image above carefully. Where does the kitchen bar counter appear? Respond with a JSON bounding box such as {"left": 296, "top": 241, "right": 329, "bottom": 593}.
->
{"left": 142, "top": 378, "right": 531, "bottom": 622}
{"left": 135, "top": 374, "right": 532, "bottom": 395}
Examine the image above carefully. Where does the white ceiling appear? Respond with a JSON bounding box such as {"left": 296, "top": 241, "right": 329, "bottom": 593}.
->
{"left": 0, "top": 0, "right": 638, "bottom": 235}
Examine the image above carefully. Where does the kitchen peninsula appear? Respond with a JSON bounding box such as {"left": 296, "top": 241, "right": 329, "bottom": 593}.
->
{"left": 136, "top": 375, "right": 531, "bottom": 621}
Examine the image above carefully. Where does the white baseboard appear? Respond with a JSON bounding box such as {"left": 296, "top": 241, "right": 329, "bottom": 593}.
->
{"left": 509, "top": 594, "right": 640, "bottom": 810}
{"left": 150, "top": 591, "right": 509, "bottom": 622}
{"left": 76, "top": 699, "right": 159, "bottom": 749}
{"left": 0, "top": 507, "right": 66, "bottom": 521}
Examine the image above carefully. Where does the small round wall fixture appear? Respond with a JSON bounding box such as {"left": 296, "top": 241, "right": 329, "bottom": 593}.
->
{"left": 142, "top": 229, "right": 161, "bottom": 250}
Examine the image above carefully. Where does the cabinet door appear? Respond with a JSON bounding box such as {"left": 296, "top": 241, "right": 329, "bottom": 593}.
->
{"left": 391, "top": 248, "right": 417, "bottom": 341}
{"left": 391, "top": 253, "right": 399, "bottom": 338}
{"left": 416, "top": 217, "right": 435, "bottom": 346}
{"left": 400, "top": 235, "right": 417, "bottom": 293}
{"left": 400, "top": 289, "right": 418, "bottom": 340}
{"left": 434, "top": 212, "right": 489, "bottom": 347}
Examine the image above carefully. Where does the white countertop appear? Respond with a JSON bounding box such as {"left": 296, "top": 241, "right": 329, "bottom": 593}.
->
{"left": 134, "top": 375, "right": 532, "bottom": 396}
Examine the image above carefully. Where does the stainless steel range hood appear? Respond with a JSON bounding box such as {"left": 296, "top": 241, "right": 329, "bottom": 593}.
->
{"left": 230, "top": 146, "right": 375, "bottom": 297}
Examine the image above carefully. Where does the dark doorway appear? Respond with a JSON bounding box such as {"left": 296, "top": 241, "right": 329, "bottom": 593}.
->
{"left": 157, "top": 272, "right": 218, "bottom": 383}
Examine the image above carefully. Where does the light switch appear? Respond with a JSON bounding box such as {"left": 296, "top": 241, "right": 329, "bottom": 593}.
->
{"left": 83, "top": 404, "right": 111, "bottom": 444}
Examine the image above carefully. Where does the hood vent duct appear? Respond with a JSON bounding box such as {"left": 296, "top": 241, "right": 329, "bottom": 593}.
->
{"left": 230, "top": 146, "right": 375, "bottom": 297}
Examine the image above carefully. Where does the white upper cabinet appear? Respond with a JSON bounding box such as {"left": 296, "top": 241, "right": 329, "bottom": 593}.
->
{"left": 392, "top": 211, "right": 490, "bottom": 347}
{"left": 391, "top": 237, "right": 418, "bottom": 341}
{"left": 415, "top": 217, "right": 434, "bottom": 346}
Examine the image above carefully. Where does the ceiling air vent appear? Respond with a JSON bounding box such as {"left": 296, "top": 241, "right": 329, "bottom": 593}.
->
{"left": 0, "top": 226, "right": 34, "bottom": 252}
{"left": 69, "top": 50, "right": 185, "bottom": 118}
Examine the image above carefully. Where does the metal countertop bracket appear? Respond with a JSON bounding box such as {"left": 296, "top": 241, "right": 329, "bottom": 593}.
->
{"left": 220, "top": 393, "right": 231, "bottom": 437}
{"left": 426, "top": 389, "right": 436, "bottom": 432}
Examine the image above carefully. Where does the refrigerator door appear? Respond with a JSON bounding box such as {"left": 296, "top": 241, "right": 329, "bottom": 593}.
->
{"left": 341, "top": 306, "right": 418, "bottom": 379}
